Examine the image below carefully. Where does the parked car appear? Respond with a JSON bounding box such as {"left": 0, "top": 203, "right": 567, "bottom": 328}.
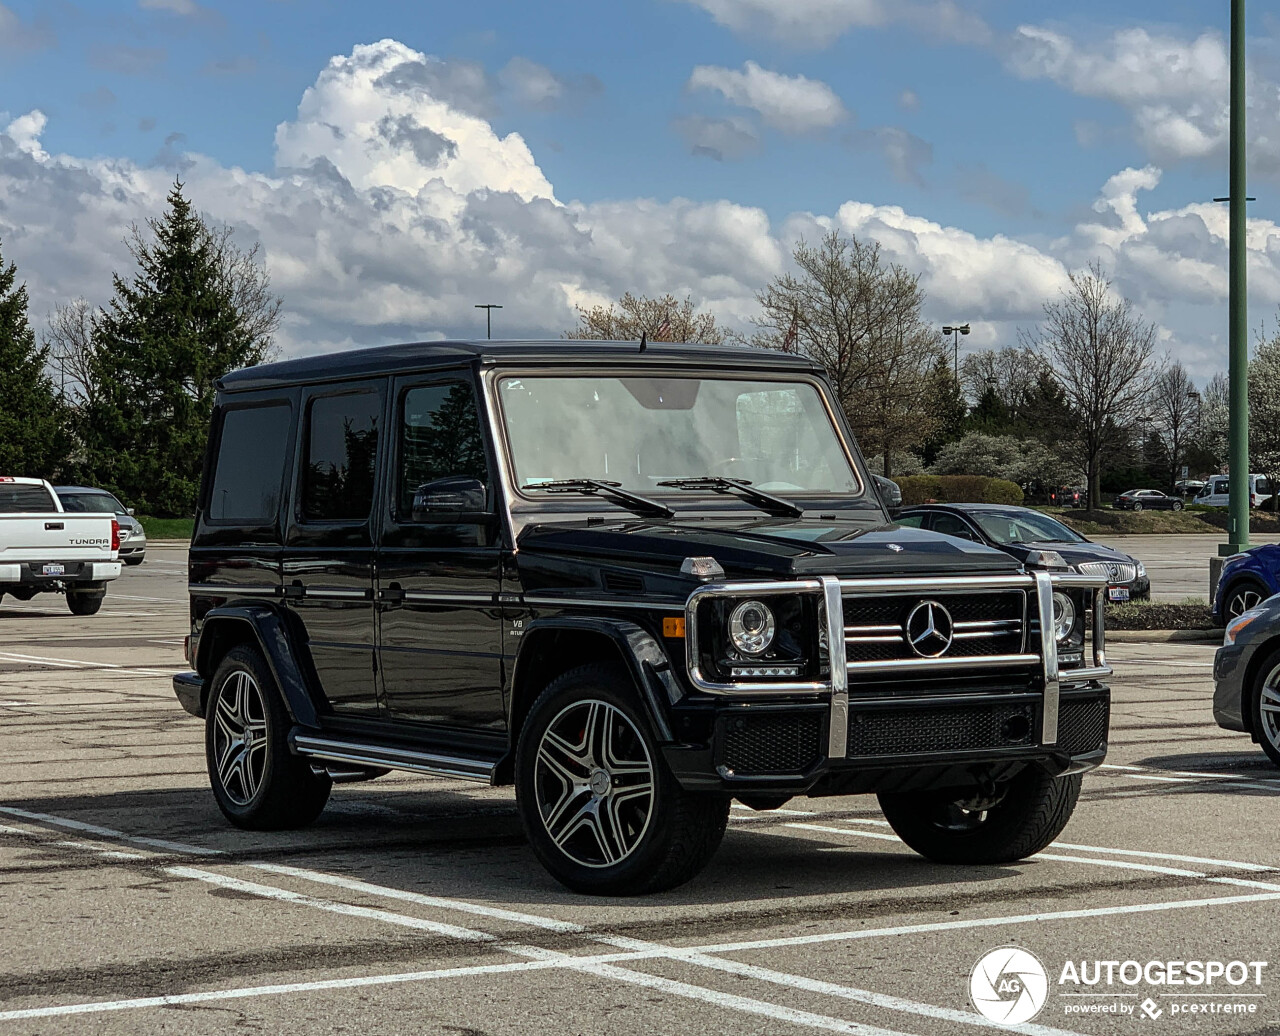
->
{"left": 0, "top": 476, "right": 121, "bottom": 614}
{"left": 171, "top": 339, "right": 1112, "bottom": 895}
{"left": 1175, "top": 479, "right": 1206, "bottom": 499}
{"left": 55, "top": 486, "right": 147, "bottom": 565}
{"left": 1212, "top": 544, "right": 1280, "bottom": 624}
{"left": 898, "top": 503, "right": 1149, "bottom": 604}
{"left": 1050, "top": 486, "right": 1087, "bottom": 508}
{"left": 1114, "top": 489, "right": 1183, "bottom": 512}
{"left": 1196, "top": 475, "right": 1273, "bottom": 509}
{"left": 1214, "top": 594, "right": 1280, "bottom": 766}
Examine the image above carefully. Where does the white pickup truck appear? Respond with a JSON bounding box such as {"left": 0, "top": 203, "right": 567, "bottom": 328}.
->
{"left": 0, "top": 477, "right": 122, "bottom": 616}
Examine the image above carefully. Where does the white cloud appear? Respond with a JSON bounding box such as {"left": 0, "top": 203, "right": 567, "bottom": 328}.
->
{"left": 678, "top": 0, "right": 989, "bottom": 48}
{"left": 673, "top": 115, "right": 761, "bottom": 161}
{"left": 687, "top": 61, "right": 846, "bottom": 132}
{"left": 499, "top": 57, "right": 602, "bottom": 111}
{"left": 0, "top": 37, "right": 1269, "bottom": 381}
{"left": 139, "top": 0, "right": 200, "bottom": 13}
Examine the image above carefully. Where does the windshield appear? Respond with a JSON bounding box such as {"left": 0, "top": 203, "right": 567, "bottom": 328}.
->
{"left": 972, "top": 510, "right": 1084, "bottom": 545}
{"left": 497, "top": 375, "right": 861, "bottom": 499}
{"left": 58, "top": 490, "right": 127, "bottom": 514}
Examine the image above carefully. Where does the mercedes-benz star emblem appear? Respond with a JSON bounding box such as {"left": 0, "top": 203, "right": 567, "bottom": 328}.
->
{"left": 905, "top": 599, "right": 954, "bottom": 657}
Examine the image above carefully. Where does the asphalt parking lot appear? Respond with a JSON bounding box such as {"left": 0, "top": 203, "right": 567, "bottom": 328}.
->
{"left": 1092, "top": 533, "right": 1280, "bottom": 602}
{"left": 2, "top": 544, "right": 1279, "bottom": 1034}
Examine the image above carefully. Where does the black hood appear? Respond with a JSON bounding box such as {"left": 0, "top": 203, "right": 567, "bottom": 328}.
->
{"left": 996, "top": 539, "right": 1137, "bottom": 568}
{"left": 516, "top": 516, "right": 1021, "bottom": 581}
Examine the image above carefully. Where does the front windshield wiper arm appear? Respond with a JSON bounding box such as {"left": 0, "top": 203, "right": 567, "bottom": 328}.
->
{"left": 655, "top": 476, "right": 804, "bottom": 518}
{"left": 525, "top": 479, "right": 675, "bottom": 519}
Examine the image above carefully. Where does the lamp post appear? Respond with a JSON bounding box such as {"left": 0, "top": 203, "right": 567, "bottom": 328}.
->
{"left": 942, "top": 324, "right": 970, "bottom": 380}
{"left": 474, "top": 304, "right": 503, "bottom": 340}
{"left": 1226, "top": 0, "right": 1249, "bottom": 554}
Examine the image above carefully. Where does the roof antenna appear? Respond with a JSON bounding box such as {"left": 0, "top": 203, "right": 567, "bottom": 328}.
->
{"left": 639, "top": 330, "right": 647, "bottom": 353}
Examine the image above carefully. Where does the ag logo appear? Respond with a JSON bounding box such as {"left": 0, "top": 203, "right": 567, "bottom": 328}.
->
{"left": 969, "top": 947, "right": 1048, "bottom": 1025}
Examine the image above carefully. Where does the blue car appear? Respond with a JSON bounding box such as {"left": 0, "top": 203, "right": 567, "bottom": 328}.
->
{"left": 1213, "top": 545, "right": 1280, "bottom": 625}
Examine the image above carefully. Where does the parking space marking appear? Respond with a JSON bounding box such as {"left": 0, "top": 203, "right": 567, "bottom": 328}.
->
{"left": 1100, "top": 761, "right": 1280, "bottom": 784}
{"left": 1052, "top": 841, "right": 1276, "bottom": 871}
{"left": 0, "top": 651, "right": 183, "bottom": 677}
{"left": 0, "top": 805, "right": 222, "bottom": 856}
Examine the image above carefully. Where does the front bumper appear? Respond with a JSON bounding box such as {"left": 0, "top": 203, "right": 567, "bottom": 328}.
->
{"left": 1212, "top": 641, "right": 1249, "bottom": 732}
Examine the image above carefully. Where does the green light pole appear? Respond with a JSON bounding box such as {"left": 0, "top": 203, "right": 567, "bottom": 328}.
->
{"left": 1225, "top": 0, "right": 1250, "bottom": 555}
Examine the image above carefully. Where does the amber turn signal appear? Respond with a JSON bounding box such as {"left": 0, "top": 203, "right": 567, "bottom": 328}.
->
{"left": 663, "top": 616, "right": 686, "bottom": 638}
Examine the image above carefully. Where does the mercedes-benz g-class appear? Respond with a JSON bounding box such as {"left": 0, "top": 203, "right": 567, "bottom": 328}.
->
{"left": 172, "top": 340, "right": 1110, "bottom": 894}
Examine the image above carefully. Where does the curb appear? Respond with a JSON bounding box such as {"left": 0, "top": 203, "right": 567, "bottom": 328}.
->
{"left": 1107, "top": 628, "right": 1221, "bottom": 643}
{"left": 147, "top": 539, "right": 192, "bottom": 547}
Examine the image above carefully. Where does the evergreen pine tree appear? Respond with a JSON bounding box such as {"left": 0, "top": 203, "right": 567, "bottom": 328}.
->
{"left": 84, "top": 181, "right": 273, "bottom": 515}
{"left": 0, "top": 241, "right": 68, "bottom": 478}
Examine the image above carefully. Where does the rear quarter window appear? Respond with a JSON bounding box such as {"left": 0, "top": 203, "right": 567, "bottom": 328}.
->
{"left": 207, "top": 403, "right": 293, "bottom": 523}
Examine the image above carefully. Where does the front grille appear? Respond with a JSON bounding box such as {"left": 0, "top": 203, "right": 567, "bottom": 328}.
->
{"left": 843, "top": 590, "right": 1026, "bottom": 663}
{"left": 720, "top": 712, "right": 823, "bottom": 775}
{"left": 1057, "top": 696, "right": 1109, "bottom": 755}
{"left": 1076, "top": 561, "right": 1136, "bottom": 583}
{"left": 846, "top": 701, "right": 1035, "bottom": 757}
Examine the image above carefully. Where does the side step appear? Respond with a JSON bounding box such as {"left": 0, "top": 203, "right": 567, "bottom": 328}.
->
{"left": 291, "top": 733, "right": 497, "bottom": 784}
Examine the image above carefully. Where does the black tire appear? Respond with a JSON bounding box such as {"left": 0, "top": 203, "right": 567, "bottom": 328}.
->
{"left": 124, "top": 555, "right": 145, "bottom": 566}
{"left": 515, "top": 662, "right": 729, "bottom": 895}
{"left": 1248, "top": 651, "right": 1280, "bottom": 767}
{"left": 1171, "top": 501, "right": 1183, "bottom": 512}
{"left": 1132, "top": 502, "right": 1143, "bottom": 512}
{"left": 878, "top": 768, "right": 1082, "bottom": 864}
{"left": 66, "top": 592, "right": 104, "bottom": 616}
{"left": 1223, "top": 580, "right": 1267, "bottom": 623}
{"left": 205, "top": 645, "right": 330, "bottom": 830}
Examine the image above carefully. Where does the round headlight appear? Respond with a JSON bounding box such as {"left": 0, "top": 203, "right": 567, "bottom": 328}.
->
{"left": 729, "top": 600, "right": 775, "bottom": 656}
{"left": 1052, "top": 591, "right": 1076, "bottom": 641}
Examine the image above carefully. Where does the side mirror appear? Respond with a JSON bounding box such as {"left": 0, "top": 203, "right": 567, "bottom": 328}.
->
{"left": 411, "top": 476, "right": 488, "bottom": 522}
{"left": 872, "top": 474, "right": 902, "bottom": 516}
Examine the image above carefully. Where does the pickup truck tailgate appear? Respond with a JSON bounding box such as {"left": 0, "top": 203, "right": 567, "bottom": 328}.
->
{"left": 0, "top": 514, "right": 117, "bottom": 564}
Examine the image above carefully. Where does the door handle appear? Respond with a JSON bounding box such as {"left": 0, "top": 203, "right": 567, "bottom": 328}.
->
{"left": 282, "top": 581, "right": 305, "bottom": 600}
{"left": 380, "top": 583, "right": 405, "bottom": 603}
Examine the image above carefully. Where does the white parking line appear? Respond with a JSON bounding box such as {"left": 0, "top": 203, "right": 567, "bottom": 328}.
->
{"left": 0, "top": 651, "right": 183, "bottom": 677}
{"left": 0, "top": 806, "right": 221, "bottom": 856}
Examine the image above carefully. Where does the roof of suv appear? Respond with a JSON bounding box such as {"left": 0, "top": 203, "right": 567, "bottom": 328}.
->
{"left": 218, "top": 339, "right": 820, "bottom": 393}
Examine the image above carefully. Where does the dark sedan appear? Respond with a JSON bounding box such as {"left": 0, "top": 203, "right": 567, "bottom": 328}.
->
{"left": 1114, "top": 489, "right": 1183, "bottom": 512}
{"left": 897, "top": 503, "right": 1150, "bottom": 602}
{"left": 1214, "top": 595, "right": 1280, "bottom": 766}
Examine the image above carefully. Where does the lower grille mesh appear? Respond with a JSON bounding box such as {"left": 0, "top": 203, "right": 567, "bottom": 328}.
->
{"left": 847, "top": 702, "right": 1034, "bottom": 756}
{"left": 721, "top": 712, "right": 823, "bottom": 776}
{"left": 1057, "top": 696, "right": 1109, "bottom": 755}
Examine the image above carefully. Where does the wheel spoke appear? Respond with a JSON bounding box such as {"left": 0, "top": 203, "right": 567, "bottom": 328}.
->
{"left": 546, "top": 791, "right": 595, "bottom": 846}
{"left": 580, "top": 806, "right": 618, "bottom": 864}
{"left": 539, "top": 732, "right": 592, "bottom": 782}
{"left": 242, "top": 742, "right": 266, "bottom": 799}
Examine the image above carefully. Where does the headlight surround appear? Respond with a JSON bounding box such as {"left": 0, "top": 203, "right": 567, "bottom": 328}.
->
{"left": 1052, "top": 590, "right": 1076, "bottom": 642}
{"left": 1224, "top": 610, "right": 1260, "bottom": 647}
{"left": 1135, "top": 559, "right": 1146, "bottom": 579}
{"left": 728, "top": 599, "right": 775, "bottom": 656}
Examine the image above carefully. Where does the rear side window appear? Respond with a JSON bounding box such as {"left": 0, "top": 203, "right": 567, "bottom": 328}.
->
{"left": 208, "top": 404, "right": 292, "bottom": 522}
{"left": 0, "top": 483, "right": 55, "bottom": 512}
{"left": 303, "top": 391, "right": 380, "bottom": 522}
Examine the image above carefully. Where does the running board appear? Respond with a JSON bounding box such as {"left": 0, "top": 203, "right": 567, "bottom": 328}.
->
{"left": 291, "top": 733, "right": 497, "bottom": 784}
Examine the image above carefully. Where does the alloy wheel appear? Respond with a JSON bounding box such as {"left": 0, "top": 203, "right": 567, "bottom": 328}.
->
{"left": 1229, "top": 589, "right": 1263, "bottom": 620}
{"left": 1261, "top": 667, "right": 1280, "bottom": 753}
{"left": 533, "top": 699, "right": 655, "bottom": 868}
{"left": 212, "top": 670, "right": 268, "bottom": 806}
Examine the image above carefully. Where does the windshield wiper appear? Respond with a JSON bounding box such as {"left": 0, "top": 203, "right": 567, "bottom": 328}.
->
{"left": 525, "top": 479, "right": 674, "bottom": 519}
{"left": 655, "top": 476, "right": 804, "bottom": 518}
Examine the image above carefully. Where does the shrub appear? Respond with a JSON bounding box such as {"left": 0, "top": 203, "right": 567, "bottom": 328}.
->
{"left": 891, "top": 474, "right": 1024, "bottom": 506}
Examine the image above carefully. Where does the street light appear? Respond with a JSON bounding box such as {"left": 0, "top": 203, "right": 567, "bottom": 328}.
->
{"left": 942, "top": 323, "right": 970, "bottom": 380}
{"left": 474, "top": 304, "right": 503, "bottom": 340}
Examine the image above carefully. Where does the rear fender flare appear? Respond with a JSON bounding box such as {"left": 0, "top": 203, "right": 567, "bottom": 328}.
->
{"left": 196, "top": 605, "right": 320, "bottom": 728}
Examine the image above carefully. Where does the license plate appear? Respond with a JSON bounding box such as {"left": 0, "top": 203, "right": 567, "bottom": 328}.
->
{"left": 42, "top": 564, "right": 65, "bottom": 577}
{"left": 1108, "top": 587, "right": 1130, "bottom": 602}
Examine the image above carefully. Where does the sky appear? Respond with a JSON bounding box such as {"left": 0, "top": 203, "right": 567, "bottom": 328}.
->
{"left": 2, "top": 0, "right": 1279, "bottom": 383}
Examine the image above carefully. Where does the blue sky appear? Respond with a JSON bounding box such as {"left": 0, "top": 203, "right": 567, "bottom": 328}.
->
{"left": 1, "top": 0, "right": 1277, "bottom": 379}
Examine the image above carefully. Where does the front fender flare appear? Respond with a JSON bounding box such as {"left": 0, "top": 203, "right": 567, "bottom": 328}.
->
{"left": 196, "top": 604, "right": 320, "bottom": 728}
{"left": 511, "top": 617, "right": 680, "bottom": 742}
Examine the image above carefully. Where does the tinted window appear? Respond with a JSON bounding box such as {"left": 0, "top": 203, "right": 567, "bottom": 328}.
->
{"left": 208, "top": 404, "right": 291, "bottom": 522}
{"left": 58, "top": 491, "right": 126, "bottom": 514}
{"left": 398, "top": 381, "right": 488, "bottom": 517}
{"left": 303, "top": 392, "right": 380, "bottom": 522}
{"left": 931, "top": 513, "right": 978, "bottom": 540}
{"left": 0, "top": 483, "right": 55, "bottom": 513}
{"left": 893, "top": 514, "right": 926, "bottom": 528}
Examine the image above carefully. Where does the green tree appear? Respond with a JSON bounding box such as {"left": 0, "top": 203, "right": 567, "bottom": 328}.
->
{"left": 0, "top": 241, "right": 68, "bottom": 478}
{"left": 917, "top": 356, "right": 967, "bottom": 466}
{"left": 83, "top": 181, "right": 278, "bottom": 515}
{"left": 965, "top": 386, "right": 1015, "bottom": 436}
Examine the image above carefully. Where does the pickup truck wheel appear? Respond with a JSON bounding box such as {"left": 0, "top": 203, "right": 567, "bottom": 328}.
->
{"left": 515, "top": 663, "right": 729, "bottom": 895}
{"left": 66, "top": 591, "right": 104, "bottom": 616}
{"left": 877, "top": 768, "right": 1082, "bottom": 864}
{"left": 206, "top": 645, "right": 330, "bottom": 830}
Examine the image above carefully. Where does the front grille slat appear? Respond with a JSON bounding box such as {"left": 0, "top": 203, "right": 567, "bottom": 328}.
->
{"left": 1076, "top": 561, "right": 1136, "bottom": 583}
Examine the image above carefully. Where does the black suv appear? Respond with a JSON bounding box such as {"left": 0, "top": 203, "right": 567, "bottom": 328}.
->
{"left": 173, "top": 340, "right": 1111, "bottom": 894}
